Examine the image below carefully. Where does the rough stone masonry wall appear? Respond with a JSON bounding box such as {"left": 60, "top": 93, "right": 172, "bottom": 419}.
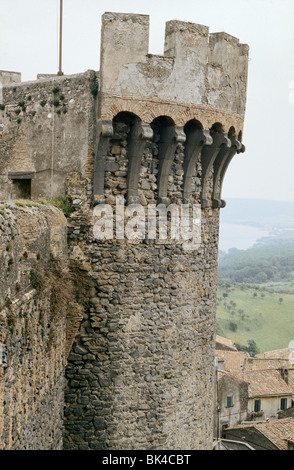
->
{"left": 0, "top": 12, "right": 248, "bottom": 451}
{"left": 0, "top": 70, "right": 98, "bottom": 200}
{"left": 63, "top": 119, "right": 220, "bottom": 450}
{"left": 0, "top": 203, "right": 68, "bottom": 450}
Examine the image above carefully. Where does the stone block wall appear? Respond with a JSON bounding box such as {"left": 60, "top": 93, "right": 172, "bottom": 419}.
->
{"left": 0, "top": 203, "right": 68, "bottom": 449}
{"left": 0, "top": 70, "right": 98, "bottom": 200}
{"left": 0, "top": 71, "right": 21, "bottom": 104}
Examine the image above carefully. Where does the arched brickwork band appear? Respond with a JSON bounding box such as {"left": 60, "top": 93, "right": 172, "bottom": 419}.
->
{"left": 101, "top": 94, "right": 245, "bottom": 137}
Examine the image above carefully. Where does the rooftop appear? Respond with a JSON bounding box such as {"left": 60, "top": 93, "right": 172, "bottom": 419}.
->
{"left": 215, "top": 349, "right": 249, "bottom": 371}
{"left": 215, "top": 335, "right": 237, "bottom": 351}
{"left": 244, "top": 358, "right": 294, "bottom": 371}
{"left": 227, "top": 418, "right": 294, "bottom": 451}
{"left": 256, "top": 349, "right": 292, "bottom": 360}
{"left": 230, "top": 369, "right": 293, "bottom": 398}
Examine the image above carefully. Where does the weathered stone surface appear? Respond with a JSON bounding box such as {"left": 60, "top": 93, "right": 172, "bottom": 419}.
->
{"left": 0, "top": 70, "right": 98, "bottom": 200}
{"left": 0, "top": 11, "right": 248, "bottom": 452}
{"left": 0, "top": 203, "right": 67, "bottom": 450}
{"left": 99, "top": 13, "right": 248, "bottom": 133}
{"left": 63, "top": 123, "right": 219, "bottom": 450}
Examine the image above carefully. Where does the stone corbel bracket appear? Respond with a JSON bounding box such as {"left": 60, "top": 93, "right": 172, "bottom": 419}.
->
{"left": 200, "top": 131, "right": 231, "bottom": 209}
{"left": 157, "top": 125, "right": 186, "bottom": 204}
{"left": 212, "top": 138, "right": 245, "bottom": 208}
{"left": 93, "top": 120, "right": 114, "bottom": 205}
{"left": 127, "top": 122, "right": 154, "bottom": 205}
{"left": 182, "top": 128, "right": 212, "bottom": 204}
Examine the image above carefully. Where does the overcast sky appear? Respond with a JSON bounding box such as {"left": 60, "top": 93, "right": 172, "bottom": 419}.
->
{"left": 1, "top": 0, "right": 294, "bottom": 203}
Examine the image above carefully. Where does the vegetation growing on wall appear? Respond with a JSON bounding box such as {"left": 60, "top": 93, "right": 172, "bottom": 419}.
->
{"left": 29, "top": 254, "right": 92, "bottom": 322}
{"left": 90, "top": 77, "right": 98, "bottom": 97}
{"left": 14, "top": 198, "right": 74, "bottom": 218}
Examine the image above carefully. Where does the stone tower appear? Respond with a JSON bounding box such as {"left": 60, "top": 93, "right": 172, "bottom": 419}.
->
{"left": 0, "top": 12, "right": 248, "bottom": 450}
{"left": 63, "top": 13, "right": 249, "bottom": 450}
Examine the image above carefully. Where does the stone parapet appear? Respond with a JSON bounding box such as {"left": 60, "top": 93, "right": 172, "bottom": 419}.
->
{"left": 0, "top": 71, "right": 21, "bottom": 104}
{"left": 99, "top": 12, "right": 249, "bottom": 133}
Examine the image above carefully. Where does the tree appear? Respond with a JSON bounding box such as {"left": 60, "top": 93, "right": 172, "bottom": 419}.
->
{"left": 254, "top": 272, "right": 267, "bottom": 283}
{"left": 229, "top": 322, "right": 238, "bottom": 332}
{"left": 246, "top": 340, "right": 259, "bottom": 357}
{"left": 235, "top": 339, "right": 259, "bottom": 357}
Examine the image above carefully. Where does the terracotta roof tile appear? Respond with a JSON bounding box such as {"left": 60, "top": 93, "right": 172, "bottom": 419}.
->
{"left": 230, "top": 369, "right": 293, "bottom": 397}
{"left": 215, "top": 349, "right": 249, "bottom": 371}
{"left": 227, "top": 418, "right": 294, "bottom": 450}
{"left": 256, "top": 349, "right": 291, "bottom": 360}
{"left": 286, "top": 369, "right": 294, "bottom": 393}
{"left": 215, "top": 335, "right": 237, "bottom": 351}
{"left": 244, "top": 358, "right": 294, "bottom": 370}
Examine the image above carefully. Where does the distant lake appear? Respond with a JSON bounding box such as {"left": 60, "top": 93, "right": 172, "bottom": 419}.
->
{"left": 219, "top": 223, "right": 270, "bottom": 253}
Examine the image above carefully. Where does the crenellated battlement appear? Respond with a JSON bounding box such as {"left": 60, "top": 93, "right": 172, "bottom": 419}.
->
{"left": 95, "top": 12, "right": 249, "bottom": 209}
{"left": 99, "top": 12, "right": 249, "bottom": 130}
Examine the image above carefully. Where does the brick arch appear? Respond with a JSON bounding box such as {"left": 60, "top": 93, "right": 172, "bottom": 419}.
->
{"left": 210, "top": 122, "right": 225, "bottom": 133}
{"left": 112, "top": 110, "right": 142, "bottom": 125}
{"left": 101, "top": 95, "right": 244, "bottom": 135}
{"left": 184, "top": 118, "right": 204, "bottom": 132}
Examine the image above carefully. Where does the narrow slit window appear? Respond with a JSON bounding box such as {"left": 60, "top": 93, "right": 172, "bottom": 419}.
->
{"left": 281, "top": 398, "right": 288, "bottom": 410}
{"left": 254, "top": 399, "right": 261, "bottom": 412}
{"left": 227, "top": 395, "right": 233, "bottom": 407}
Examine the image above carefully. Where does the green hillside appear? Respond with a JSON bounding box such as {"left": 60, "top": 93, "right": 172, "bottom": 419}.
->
{"left": 216, "top": 281, "right": 294, "bottom": 353}
{"left": 216, "top": 233, "right": 294, "bottom": 353}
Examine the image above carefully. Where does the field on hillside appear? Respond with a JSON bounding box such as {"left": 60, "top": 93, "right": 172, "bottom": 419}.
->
{"left": 216, "top": 281, "right": 294, "bottom": 354}
{"left": 216, "top": 230, "right": 294, "bottom": 354}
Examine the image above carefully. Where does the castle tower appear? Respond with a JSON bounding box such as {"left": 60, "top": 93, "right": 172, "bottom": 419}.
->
{"left": 63, "top": 13, "right": 249, "bottom": 450}
{"left": 0, "top": 10, "right": 248, "bottom": 451}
